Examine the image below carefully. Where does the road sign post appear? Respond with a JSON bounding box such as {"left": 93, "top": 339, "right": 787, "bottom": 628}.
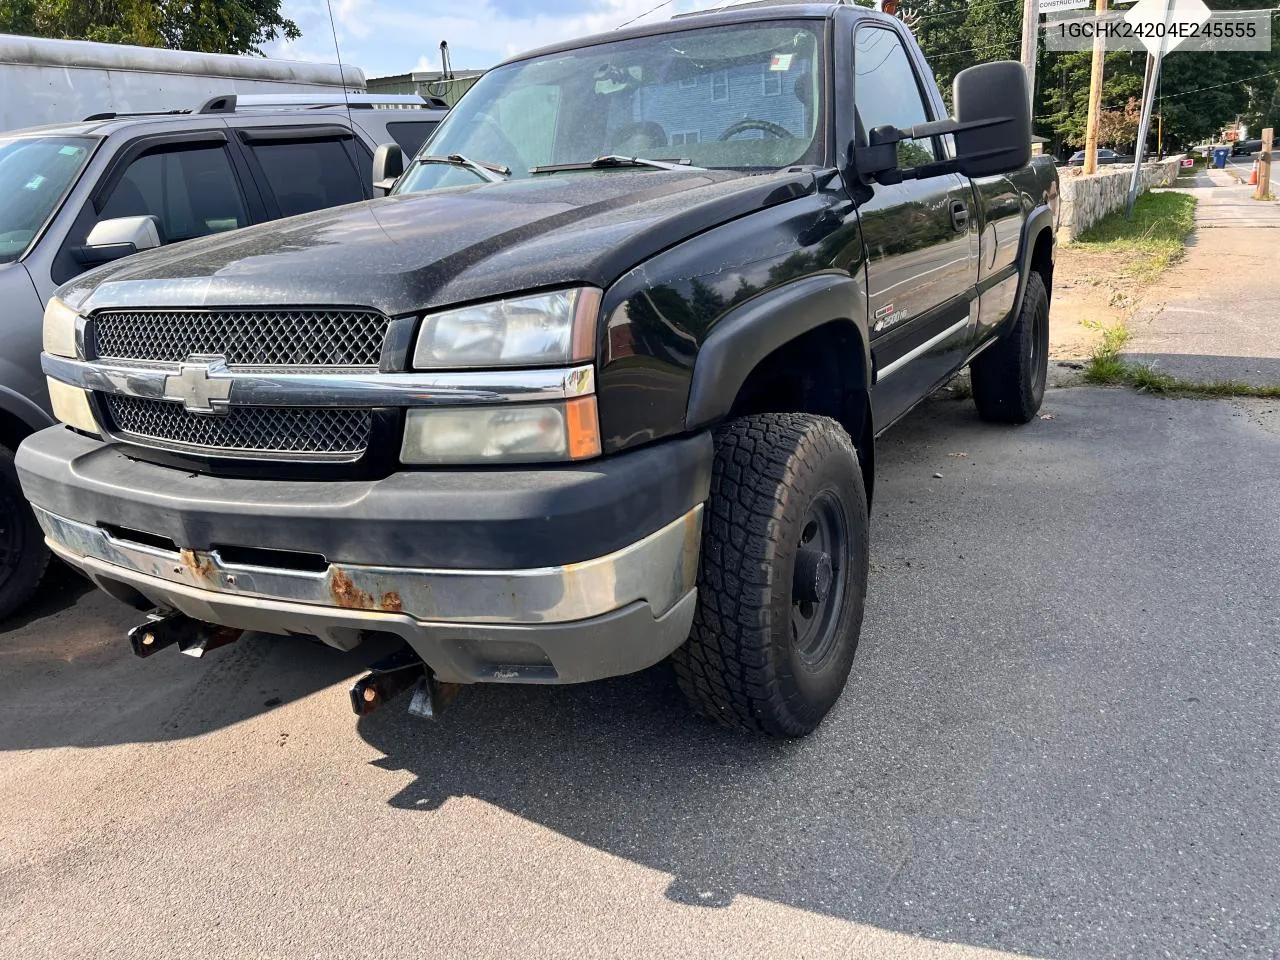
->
{"left": 1127, "top": 50, "right": 1165, "bottom": 217}
{"left": 1124, "top": 0, "right": 1209, "bottom": 217}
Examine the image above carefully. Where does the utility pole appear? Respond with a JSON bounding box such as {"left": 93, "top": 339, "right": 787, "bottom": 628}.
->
{"left": 1082, "top": 0, "right": 1108, "bottom": 174}
{"left": 1256, "top": 127, "right": 1275, "bottom": 200}
{"left": 1020, "top": 0, "right": 1039, "bottom": 112}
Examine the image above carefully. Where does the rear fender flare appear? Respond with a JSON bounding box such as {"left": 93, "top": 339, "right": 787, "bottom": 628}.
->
{"left": 1011, "top": 204, "right": 1055, "bottom": 321}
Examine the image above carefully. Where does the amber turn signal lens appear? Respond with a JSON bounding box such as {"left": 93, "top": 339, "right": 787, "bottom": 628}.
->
{"left": 565, "top": 396, "right": 601, "bottom": 460}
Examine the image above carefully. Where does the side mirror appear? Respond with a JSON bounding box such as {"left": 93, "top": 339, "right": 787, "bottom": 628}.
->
{"left": 372, "top": 143, "right": 405, "bottom": 196}
{"left": 72, "top": 215, "right": 162, "bottom": 266}
{"left": 854, "top": 60, "right": 1032, "bottom": 184}
{"left": 951, "top": 61, "right": 1031, "bottom": 178}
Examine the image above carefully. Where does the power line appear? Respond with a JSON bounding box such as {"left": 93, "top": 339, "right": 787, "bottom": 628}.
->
{"left": 616, "top": 0, "right": 675, "bottom": 29}
{"left": 911, "top": 0, "right": 1026, "bottom": 24}
{"left": 1036, "top": 68, "right": 1280, "bottom": 119}
{"left": 1100, "top": 68, "right": 1280, "bottom": 110}
{"left": 927, "top": 39, "right": 1021, "bottom": 59}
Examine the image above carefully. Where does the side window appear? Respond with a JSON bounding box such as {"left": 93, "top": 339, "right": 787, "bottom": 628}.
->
{"left": 853, "top": 28, "right": 936, "bottom": 167}
{"left": 249, "top": 138, "right": 366, "bottom": 218}
{"left": 97, "top": 144, "right": 247, "bottom": 244}
{"left": 385, "top": 120, "right": 440, "bottom": 158}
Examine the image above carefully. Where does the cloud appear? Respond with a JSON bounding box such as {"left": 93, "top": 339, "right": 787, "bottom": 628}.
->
{"left": 411, "top": 52, "right": 440, "bottom": 73}
{"left": 268, "top": 0, "right": 707, "bottom": 76}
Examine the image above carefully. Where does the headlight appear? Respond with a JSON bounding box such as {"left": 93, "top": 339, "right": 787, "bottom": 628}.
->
{"left": 401, "top": 397, "right": 600, "bottom": 464}
{"left": 43, "top": 296, "right": 80, "bottom": 359}
{"left": 412, "top": 288, "right": 600, "bottom": 369}
{"left": 47, "top": 379, "right": 99, "bottom": 435}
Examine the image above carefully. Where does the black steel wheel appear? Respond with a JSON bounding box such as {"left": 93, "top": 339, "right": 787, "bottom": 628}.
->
{"left": 672, "top": 413, "right": 869, "bottom": 737}
{"left": 971, "top": 271, "right": 1050, "bottom": 424}
{"left": 0, "top": 444, "right": 48, "bottom": 622}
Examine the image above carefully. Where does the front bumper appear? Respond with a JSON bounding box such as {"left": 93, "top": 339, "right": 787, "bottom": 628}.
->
{"left": 18, "top": 427, "right": 711, "bottom": 684}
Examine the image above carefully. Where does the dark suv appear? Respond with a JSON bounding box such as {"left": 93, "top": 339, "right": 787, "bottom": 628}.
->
{"left": 0, "top": 93, "right": 447, "bottom": 617}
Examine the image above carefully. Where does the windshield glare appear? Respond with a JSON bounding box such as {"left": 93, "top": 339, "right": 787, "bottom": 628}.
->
{"left": 0, "top": 136, "right": 94, "bottom": 264}
{"left": 396, "top": 21, "right": 825, "bottom": 193}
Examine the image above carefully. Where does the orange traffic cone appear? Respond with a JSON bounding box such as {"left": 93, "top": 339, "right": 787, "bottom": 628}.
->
{"left": 1249, "top": 161, "right": 1259, "bottom": 185}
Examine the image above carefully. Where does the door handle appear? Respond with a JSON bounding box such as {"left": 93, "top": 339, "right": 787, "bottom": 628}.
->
{"left": 950, "top": 199, "right": 969, "bottom": 233}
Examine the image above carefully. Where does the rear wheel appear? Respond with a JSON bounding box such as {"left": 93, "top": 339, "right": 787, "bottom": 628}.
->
{"left": 672, "top": 413, "right": 869, "bottom": 737}
{"left": 970, "top": 271, "right": 1049, "bottom": 424}
{"left": 0, "top": 444, "right": 49, "bottom": 621}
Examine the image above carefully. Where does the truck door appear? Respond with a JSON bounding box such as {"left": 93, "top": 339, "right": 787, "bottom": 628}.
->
{"left": 851, "top": 23, "right": 980, "bottom": 429}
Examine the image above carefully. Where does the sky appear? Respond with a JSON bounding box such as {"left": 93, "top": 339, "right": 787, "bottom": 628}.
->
{"left": 264, "top": 0, "right": 709, "bottom": 80}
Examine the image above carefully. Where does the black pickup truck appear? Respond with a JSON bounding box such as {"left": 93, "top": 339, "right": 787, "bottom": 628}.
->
{"left": 19, "top": 3, "right": 1058, "bottom": 737}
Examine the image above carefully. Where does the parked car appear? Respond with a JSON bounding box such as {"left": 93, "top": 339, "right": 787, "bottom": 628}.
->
{"left": 20, "top": 3, "right": 1057, "bottom": 736}
{"left": 1231, "top": 139, "right": 1263, "bottom": 156}
{"left": 0, "top": 92, "right": 447, "bottom": 618}
{"left": 1066, "top": 148, "right": 1131, "bottom": 166}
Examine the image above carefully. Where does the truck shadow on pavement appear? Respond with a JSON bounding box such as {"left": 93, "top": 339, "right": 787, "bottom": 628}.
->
{"left": 0, "top": 574, "right": 394, "bottom": 751}
{"left": 353, "top": 389, "right": 1280, "bottom": 960}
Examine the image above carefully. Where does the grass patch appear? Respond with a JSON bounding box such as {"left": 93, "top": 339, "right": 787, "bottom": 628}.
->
{"left": 1072, "top": 192, "right": 1197, "bottom": 282}
{"left": 1085, "top": 320, "right": 1280, "bottom": 398}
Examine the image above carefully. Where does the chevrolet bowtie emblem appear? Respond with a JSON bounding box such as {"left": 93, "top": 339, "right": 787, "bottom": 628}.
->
{"left": 163, "top": 356, "right": 233, "bottom": 415}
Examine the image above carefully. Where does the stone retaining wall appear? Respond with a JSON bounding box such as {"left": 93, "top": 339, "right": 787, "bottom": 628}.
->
{"left": 1057, "top": 156, "right": 1183, "bottom": 243}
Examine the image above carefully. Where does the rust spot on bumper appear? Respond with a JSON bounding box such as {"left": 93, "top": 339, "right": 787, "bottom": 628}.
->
{"left": 179, "top": 549, "right": 215, "bottom": 581}
{"left": 329, "top": 567, "right": 374, "bottom": 609}
{"left": 379, "top": 591, "right": 403, "bottom": 613}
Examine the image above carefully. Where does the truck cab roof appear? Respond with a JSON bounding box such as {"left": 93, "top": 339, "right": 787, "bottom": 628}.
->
{"left": 500, "top": 2, "right": 894, "bottom": 66}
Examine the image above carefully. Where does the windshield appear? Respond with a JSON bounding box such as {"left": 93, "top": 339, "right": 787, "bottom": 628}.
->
{"left": 396, "top": 20, "right": 825, "bottom": 193}
{"left": 0, "top": 135, "right": 95, "bottom": 264}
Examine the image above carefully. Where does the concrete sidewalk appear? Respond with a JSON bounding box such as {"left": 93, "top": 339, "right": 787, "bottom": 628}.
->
{"left": 1120, "top": 171, "right": 1280, "bottom": 387}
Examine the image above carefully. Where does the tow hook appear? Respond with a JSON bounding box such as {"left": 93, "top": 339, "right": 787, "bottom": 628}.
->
{"left": 128, "top": 611, "right": 244, "bottom": 659}
{"left": 350, "top": 646, "right": 460, "bottom": 720}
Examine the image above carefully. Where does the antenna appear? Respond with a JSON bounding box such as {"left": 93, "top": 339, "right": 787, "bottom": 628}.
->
{"left": 324, "top": 0, "right": 355, "bottom": 133}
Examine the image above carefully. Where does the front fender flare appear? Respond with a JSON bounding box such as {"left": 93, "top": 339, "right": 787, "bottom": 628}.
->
{"left": 684, "top": 273, "right": 870, "bottom": 430}
{"left": 0, "top": 382, "right": 54, "bottom": 445}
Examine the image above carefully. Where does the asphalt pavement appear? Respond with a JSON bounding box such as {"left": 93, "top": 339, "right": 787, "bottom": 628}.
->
{"left": 2, "top": 387, "right": 1279, "bottom": 960}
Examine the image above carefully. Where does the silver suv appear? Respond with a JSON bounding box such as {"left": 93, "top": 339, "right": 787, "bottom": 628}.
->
{"left": 0, "top": 92, "right": 447, "bottom": 618}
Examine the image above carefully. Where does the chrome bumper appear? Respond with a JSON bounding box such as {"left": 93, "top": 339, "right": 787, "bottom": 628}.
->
{"left": 37, "top": 505, "right": 702, "bottom": 684}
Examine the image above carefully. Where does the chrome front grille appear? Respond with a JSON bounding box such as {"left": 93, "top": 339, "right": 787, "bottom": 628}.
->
{"left": 94, "top": 309, "right": 390, "bottom": 368}
{"left": 105, "top": 396, "right": 372, "bottom": 460}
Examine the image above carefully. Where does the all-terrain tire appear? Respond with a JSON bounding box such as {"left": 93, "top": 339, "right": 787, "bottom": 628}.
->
{"left": 970, "top": 271, "right": 1050, "bottom": 424}
{"left": 672, "top": 413, "right": 869, "bottom": 737}
{"left": 0, "top": 444, "right": 49, "bottom": 622}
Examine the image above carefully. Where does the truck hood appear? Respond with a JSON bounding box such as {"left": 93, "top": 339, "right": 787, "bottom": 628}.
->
{"left": 62, "top": 168, "right": 817, "bottom": 318}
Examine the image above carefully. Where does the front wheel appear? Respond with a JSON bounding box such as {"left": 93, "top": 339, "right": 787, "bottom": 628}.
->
{"left": 970, "top": 271, "right": 1049, "bottom": 424}
{"left": 672, "top": 413, "right": 869, "bottom": 737}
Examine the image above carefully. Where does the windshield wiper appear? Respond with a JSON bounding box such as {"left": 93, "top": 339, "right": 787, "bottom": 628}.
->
{"left": 529, "top": 155, "right": 704, "bottom": 174}
{"left": 416, "top": 154, "right": 510, "bottom": 183}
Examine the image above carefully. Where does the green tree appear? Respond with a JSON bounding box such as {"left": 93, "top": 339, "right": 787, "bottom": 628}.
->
{"left": 0, "top": 0, "right": 300, "bottom": 56}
